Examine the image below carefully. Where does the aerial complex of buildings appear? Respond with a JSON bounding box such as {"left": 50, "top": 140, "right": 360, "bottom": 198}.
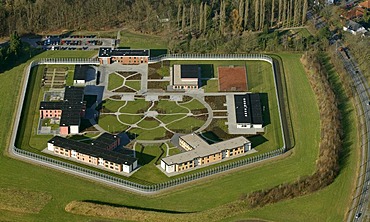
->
{"left": 36, "top": 46, "right": 268, "bottom": 175}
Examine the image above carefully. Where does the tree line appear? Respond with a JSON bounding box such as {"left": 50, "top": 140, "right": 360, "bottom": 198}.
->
{"left": 243, "top": 50, "right": 342, "bottom": 207}
{"left": 0, "top": 0, "right": 312, "bottom": 38}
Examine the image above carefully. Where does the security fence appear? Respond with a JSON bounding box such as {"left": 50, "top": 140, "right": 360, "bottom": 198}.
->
{"left": 10, "top": 54, "right": 287, "bottom": 194}
{"left": 149, "top": 53, "right": 273, "bottom": 64}
{"left": 13, "top": 146, "right": 285, "bottom": 193}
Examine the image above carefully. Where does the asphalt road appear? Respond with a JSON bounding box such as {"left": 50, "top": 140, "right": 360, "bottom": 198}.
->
{"left": 337, "top": 42, "right": 370, "bottom": 222}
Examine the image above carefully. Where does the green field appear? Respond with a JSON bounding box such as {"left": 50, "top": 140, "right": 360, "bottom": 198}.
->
{"left": 98, "top": 114, "right": 128, "bottom": 133}
{"left": 0, "top": 51, "right": 358, "bottom": 221}
{"left": 125, "top": 80, "right": 141, "bottom": 91}
{"left": 107, "top": 73, "right": 124, "bottom": 91}
{"left": 120, "top": 31, "right": 168, "bottom": 49}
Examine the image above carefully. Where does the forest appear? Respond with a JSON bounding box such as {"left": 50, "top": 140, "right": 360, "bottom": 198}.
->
{"left": 0, "top": 0, "right": 314, "bottom": 38}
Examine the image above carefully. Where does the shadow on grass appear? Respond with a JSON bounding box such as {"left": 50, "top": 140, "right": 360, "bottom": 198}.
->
{"left": 0, "top": 43, "right": 44, "bottom": 74}
{"left": 81, "top": 200, "right": 194, "bottom": 214}
{"left": 137, "top": 144, "right": 156, "bottom": 166}
{"left": 260, "top": 93, "right": 271, "bottom": 126}
{"left": 248, "top": 135, "right": 268, "bottom": 148}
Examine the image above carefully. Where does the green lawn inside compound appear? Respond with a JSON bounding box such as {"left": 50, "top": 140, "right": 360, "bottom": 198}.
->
{"left": 137, "top": 118, "right": 161, "bottom": 129}
{"left": 107, "top": 73, "right": 124, "bottom": 91}
{"left": 102, "top": 99, "right": 126, "bottom": 113}
{"left": 154, "top": 100, "right": 189, "bottom": 114}
{"left": 167, "top": 116, "right": 206, "bottom": 133}
{"left": 125, "top": 80, "right": 141, "bottom": 91}
{"left": 131, "top": 145, "right": 169, "bottom": 183}
{"left": 178, "top": 98, "right": 207, "bottom": 110}
{"left": 118, "top": 114, "right": 143, "bottom": 125}
{"left": 98, "top": 115, "right": 128, "bottom": 133}
{"left": 156, "top": 114, "right": 187, "bottom": 124}
{"left": 118, "top": 99, "right": 150, "bottom": 114}
{"left": 0, "top": 51, "right": 357, "bottom": 221}
{"left": 128, "top": 127, "right": 167, "bottom": 140}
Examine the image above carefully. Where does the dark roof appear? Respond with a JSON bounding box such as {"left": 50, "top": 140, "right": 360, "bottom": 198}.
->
{"left": 93, "top": 133, "right": 119, "bottom": 148}
{"left": 40, "top": 101, "right": 64, "bottom": 110}
{"left": 98, "top": 47, "right": 112, "bottom": 57}
{"left": 40, "top": 86, "right": 85, "bottom": 126}
{"left": 235, "top": 94, "right": 251, "bottom": 123}
{"left": 249, "top": 93, "right": 263, "bottom": 124}
{"left": 234, "top": 93, "right": 263, "bottom": 125}
{"left": 180, "top": 65, "right": 199, "bottom": 78}
{"left": 48, "top": 136, "right": 137, "bottom": 165}
{"left": 73, "top": 65, "right": 89, "bottom": 80}
{"left": 98, "top": 47, "right": 149, "bottom": 58}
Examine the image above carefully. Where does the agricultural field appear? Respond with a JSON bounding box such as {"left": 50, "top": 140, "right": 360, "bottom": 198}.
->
{"left": 0, "top": 51, "right": 358, "bottom": 221}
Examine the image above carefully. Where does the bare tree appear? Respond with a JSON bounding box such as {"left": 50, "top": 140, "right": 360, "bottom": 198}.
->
{"left": 271, "top": 0, "right": 275, "bottom": 27}
{"left": 302, "top": 0, "right": 308, "bottom": 25}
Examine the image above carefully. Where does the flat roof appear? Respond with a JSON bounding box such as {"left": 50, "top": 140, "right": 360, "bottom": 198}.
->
{"left": 73, "top": 65, "right": 89, "bottom": 80}
{"left": 234, "top": 93, "right": 263, "bottom": 125}
{"left": 173, "top": 65, "right": 199, "bottom": 86}
{"left": 48, "top": 135, "right": 137, "bottom": 165}
{"left": 218, "top": 66, "right": 247, "bottom": 92}
{"left": 98, "top": 47, "right": 149, "bottom": 57}
{"left": 93, "top": 133, "right": 119, "bottom": 148}
{"left": 180, "top": 65, "right": 200, "bottom": 78}
{"left": 162, "top": 134, "right": 250, "bottom": 165}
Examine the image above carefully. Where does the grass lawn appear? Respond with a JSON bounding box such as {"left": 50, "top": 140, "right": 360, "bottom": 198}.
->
{"left": 168, "top": 147, "right": 182, "bottom": 156}
{"left": 137, "top": 118, "right": 161, "bottom": 129}
{"left": 128, "top": 127, "right": 167, "bottom": 140}
{"left": 125, "top": 80, "right": 141, "bottom": 91}
{"left": 0, "top": 51, "right": 357, "bottom": 221}
{"left": 98, "top": 115, "right": 128, "bottom": 133}
{"left": 178, "top": 98, "right": 206, "bottom": 110}
{"left": 156, "top": 114, "right": 187, "bottom": 124}
{"left": 120, "top": 31, "right": 168, "bottom": 49}
{"left": 107, "top": 73, "right": 124, "bottom": 91}
{"left": 202, "top": 79, "right": 219, "bottom": 92}
{"left": 102, "top": 99, "right": 126, "bottom": 113}
{"left": 118, "top": 114, "right": 143, "bottom": 125}
{"left": 223, "top": 53, "right": 359, "bottom": 221}
{"left": 65, "top": 70, "right": 74, "bottom": 86}
{"left": 131, "top": 145, "right": 169, "bottom": 184}
{"left": 119, "top": 99, "right": 150, "bottom": 114}
{"left": 167, "top": 116, "right": 206, "bottom": 132}
{"left": 154, "top": 100, "right": 189, "bottom": 114}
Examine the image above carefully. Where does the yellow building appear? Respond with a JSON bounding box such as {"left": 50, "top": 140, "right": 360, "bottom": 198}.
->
{"left": 161, "top": 134, "right": 251, "bottom": 173}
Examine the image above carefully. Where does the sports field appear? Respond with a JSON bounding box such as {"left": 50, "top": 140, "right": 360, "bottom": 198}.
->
{"left": 0, "top": 52, "right": 358, "bottom": 221}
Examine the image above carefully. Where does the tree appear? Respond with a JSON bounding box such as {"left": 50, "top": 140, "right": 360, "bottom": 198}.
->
{"left": 231, "top": 9, "right": 242, "bottom": 35}
{"left": 271, "top": 0, "right": 275, "bottom": 27}
{"left": 302, "top": 0, "right": 308, "bottom": 25}
{"left": 181, "top": 3, "right": 186, "bottom": 31}
{"left": 244, "top": 0, "right": 249, "bottom": 30}
{"left": 8, "top": 31, "right": 21, "bottom": 56}
{"left": 254, "top": 0, "right": 259, "bottom": 30}
{"left": 199, "top": 2, "right": 203, "bottom": 32}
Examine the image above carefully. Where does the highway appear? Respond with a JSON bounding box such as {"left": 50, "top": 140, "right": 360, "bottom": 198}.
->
{"left": 337, "top": 42, "right": 370, "bottom": 222}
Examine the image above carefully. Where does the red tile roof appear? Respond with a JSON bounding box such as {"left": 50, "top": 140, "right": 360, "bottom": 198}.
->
{"left": 218, "top": 66, "right": 247, "bottom": 92}
{"left": 360, "top": 0, "right": 370, "bottom": 9}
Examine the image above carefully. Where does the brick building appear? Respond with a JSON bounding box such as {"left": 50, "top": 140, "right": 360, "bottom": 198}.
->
{"left": 40, "top": 86, "right": 86, "bottom": 135}
{"left": 47, "top": 134, "right": 137, "bottom": 173}
{"left": 161, "top": 134, "right": 251, "bottom": 173}
{"left": 98, "top": 47, "right": 149, "bottom": 65}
